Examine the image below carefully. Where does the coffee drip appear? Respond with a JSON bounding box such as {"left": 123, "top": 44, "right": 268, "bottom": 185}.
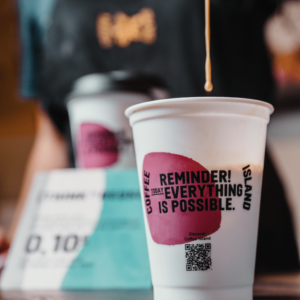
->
{"left": 204, "top": 0, "right": 213, "bottom": 92}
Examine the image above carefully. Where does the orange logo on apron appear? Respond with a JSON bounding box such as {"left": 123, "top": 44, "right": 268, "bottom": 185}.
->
{"left": 96, "top": 8, "right": 157, "bottom": 49}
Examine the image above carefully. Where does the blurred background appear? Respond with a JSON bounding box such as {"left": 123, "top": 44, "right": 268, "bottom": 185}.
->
{"left": 0, "top": 0, "right": 37, "bottom": 233}
{"left": 0, "top": 0, "right": 300, "bottom": 272}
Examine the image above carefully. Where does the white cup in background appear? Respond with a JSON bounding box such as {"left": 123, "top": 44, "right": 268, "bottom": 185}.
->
{"left": 67, "top": 72, "right": 168, "bottom": 169}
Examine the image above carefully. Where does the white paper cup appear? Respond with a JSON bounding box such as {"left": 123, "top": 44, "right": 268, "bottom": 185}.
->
{"left": 125, "top": 97, "right": 274, "bottom": 300}
{"left": 67, "top": 92, "right": 150, "bottom": 169}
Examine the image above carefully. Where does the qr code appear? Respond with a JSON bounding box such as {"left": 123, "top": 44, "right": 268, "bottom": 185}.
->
{"left": 185, "top": 243, "right": 212, "bottom": 271}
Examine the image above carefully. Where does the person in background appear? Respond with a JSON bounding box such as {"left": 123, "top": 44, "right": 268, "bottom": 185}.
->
{"left": 265, "top": 0, "right": 300, "bottom": 88}
{"left": 3, "top": 0, "right": 299, "bottom": 273}
{"left": 5, "top": 0, "right": 68, "bottom": 245}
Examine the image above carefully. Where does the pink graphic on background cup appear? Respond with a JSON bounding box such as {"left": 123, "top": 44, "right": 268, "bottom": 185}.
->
{"left": 143, "top": 152, "right": 221, "bottom": 246}
{"left": 77, "top": 122, "right": 119, "bottom": 168}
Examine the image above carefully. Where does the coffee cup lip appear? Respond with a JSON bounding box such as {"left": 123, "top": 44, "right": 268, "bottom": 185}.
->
{"left": 65, "top": 71, "right": 168, "bottom": 104}
{"left": 125, "top": 96, "right": 274, "bottom": 118}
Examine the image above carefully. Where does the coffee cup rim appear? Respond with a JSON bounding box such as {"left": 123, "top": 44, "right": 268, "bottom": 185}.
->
{"left": 125, "top": 97, "right": 274, "bottom": 118}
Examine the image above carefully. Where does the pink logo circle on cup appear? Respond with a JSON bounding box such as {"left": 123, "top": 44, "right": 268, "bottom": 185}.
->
{"left": 143, "top": 152, "right": 222, "bottom": 245}
{"left": 77, "top": 122, "right": 119, "bottom": 168}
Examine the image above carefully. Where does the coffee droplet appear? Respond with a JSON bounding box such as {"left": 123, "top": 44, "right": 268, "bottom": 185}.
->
{"left": 204, "top": 81, "right": 213, "bottom": 92}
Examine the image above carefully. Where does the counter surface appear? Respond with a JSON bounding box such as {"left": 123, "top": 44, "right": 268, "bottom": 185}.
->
{"left": 1, "top": 272, "right": 300, "bottom": 299}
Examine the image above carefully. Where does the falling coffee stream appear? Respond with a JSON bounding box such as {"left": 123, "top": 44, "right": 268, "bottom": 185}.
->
{"left": 204, "top": 0, "right": 213, "bottom": 92}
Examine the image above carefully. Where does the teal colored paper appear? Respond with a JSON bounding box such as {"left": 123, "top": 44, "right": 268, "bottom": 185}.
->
{"left": 62, "top": 170, "right": 152, "bottom": 289}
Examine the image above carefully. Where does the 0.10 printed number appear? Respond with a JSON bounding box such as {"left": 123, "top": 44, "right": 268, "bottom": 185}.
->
{"left": 25, "top": 235, "right": 88, "bottom": 253}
